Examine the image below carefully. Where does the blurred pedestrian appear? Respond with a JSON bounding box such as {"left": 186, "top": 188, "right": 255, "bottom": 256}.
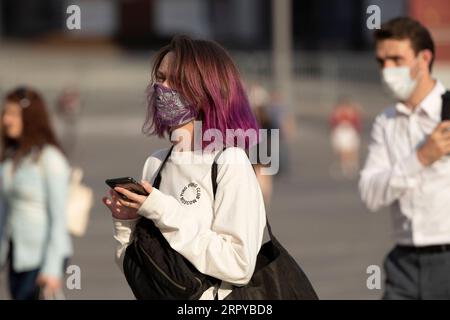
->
{"left": 268, "top": 90, "right": 296, "bottom": 178}
{"left": 0, "top": 87, "right": 72, "bottom": 300}
{"left": 359, "top": 17, "right": 450, "bottom": 299}
{"left": 329, "top": 97, "right": 362, "bottom": 179}
{"left": 248, "top": 83, "right": 274, "bottom": 208}
{"left": 103, "top": 36, "right": 266, "bottom": 300}
{"left": 55, "top": 86, "right": 82, "bottom": 161}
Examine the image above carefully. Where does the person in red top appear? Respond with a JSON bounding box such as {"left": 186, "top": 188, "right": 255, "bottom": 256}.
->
{"left": 329, "top": 97, "right": 362, "bottom": 178}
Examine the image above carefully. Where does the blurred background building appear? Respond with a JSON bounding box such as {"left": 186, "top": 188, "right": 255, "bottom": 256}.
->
{"left": 0, "top": 0, "right": 448, "bottom": 52}
{"left": 1, "top": 0, "right": 449, "bottom": 101}
{"left": 0, "top": 0, "right": 449, "bottom": 300}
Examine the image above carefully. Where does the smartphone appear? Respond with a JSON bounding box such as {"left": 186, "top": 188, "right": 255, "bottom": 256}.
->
{"left": 441, "top": 91, "right": 450, "bottom": 121}
{"left": 105, "top": 177, "right": 149, "bottom": 200}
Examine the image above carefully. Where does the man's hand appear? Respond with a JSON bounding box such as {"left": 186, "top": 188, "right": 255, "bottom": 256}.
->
{"left": 417, "top": 121, "right": 450, "bottom": 166}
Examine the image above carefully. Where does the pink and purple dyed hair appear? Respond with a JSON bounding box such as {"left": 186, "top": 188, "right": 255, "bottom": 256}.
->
{"left": 142, "top": 35, "right": 259, "bottom": 150}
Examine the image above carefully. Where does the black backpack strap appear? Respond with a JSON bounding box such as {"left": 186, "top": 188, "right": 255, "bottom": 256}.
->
{"left": 211, "top": 147, "right": 227, "bottom": 200}
{"left": 152, "top": 145, "right": 174, "bottom": 189}
{"left": 442, "top": 91, "right": 450, "bottom": 121}
{"left": 211, "top": 147, "right": 256, "bottom": 198}
{"left": 209, "top": 147, "right": 276, "bottom": 299}
{"left": 210, "top": 147, "right": 276, "bottom": 250}
{"left": 210, "top": 147, "right": 228, "bottom": 298}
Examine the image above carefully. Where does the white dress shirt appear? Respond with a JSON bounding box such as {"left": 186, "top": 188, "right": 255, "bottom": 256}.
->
{"left": 359, "top": 80, "right": 450, "bottom": 246}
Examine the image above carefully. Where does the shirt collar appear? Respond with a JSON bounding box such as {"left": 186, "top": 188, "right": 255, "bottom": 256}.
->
{"left": 395, "top": 80, "right": 446, "bottom": 121}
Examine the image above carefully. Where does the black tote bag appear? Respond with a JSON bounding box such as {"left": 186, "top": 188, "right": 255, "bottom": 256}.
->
{"left": 224, "top": 219, "right": 319, "bottom": 300}
{"left": 211, "top": 150, "right": 318, "bottom": 300}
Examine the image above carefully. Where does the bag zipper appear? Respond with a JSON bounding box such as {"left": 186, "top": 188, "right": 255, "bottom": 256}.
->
{"left": 137, "top": 242, "right": 187, "bottom": 291}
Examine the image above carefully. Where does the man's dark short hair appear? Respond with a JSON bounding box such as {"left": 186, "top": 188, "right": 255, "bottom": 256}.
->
{"left": 374, "top": 17, "right": 435, "bottom": 72}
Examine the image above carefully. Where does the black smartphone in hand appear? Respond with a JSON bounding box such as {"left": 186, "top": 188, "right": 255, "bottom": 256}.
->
{"left": 441, "top": 91, "right": 450, "bottom": 121}
{"left": 105, "top": 177, "right": 149, "bottom": 200}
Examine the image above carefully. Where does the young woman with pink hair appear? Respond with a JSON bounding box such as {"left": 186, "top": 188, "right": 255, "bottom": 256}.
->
{"left": 102, "top": 36, "right": 267, "bottom": 300}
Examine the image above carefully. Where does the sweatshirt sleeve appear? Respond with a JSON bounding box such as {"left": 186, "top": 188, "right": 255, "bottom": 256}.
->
{"left": 359, "top": 114, "right": 425, "bottom": 212}
{"left": 112, "top": 217, "right": 140, "bottom": 273}
{"left": 137, "top": 148, "right": 266, "bottom": 286}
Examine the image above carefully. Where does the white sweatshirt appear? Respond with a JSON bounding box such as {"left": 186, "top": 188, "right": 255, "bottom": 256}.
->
{"left": 112, "top": 146, "right": 267, "bottom": 300}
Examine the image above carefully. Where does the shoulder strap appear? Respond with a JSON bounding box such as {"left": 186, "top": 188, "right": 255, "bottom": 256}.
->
{"left": 210, "top": 147, "right": 275, "bottom": 241}
{"left": 211, "top": 148, "right": 226, "bottom": 200}
{"left": 442, "top": 91, "right": 450, "bottom": 121}
{"left": 152, "top": 145, "right": 174, "bottom": 189}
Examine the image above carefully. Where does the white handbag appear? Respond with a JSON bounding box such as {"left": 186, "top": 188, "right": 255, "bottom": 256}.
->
{"left": 38, "top": 154, "right": 93, "bottom": 237}
{"left": 66, "top": 167, "right": 93, "bottom": 237}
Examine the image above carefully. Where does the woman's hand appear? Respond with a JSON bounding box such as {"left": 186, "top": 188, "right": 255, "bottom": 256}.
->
{"left": 36, "top": 274, "right": 62, "bottom": 299}
{"left": 102, "top": 180, "right": 153, "bottom": 220}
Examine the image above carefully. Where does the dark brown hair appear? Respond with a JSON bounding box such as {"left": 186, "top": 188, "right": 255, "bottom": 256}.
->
{"left": 1, "top": 87, "right": 64, "bottom": 164}
{"left": 374, "top": 17, "right": 435, "bottom": 71}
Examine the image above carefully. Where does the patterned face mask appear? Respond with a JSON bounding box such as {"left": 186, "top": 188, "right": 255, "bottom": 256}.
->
{"left": 152, "top": 83, "right": 198, "bottom": 128}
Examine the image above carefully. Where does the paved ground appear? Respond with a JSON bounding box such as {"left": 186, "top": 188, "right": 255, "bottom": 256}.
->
{"left": 1, "top": 44, "right": 449, "bottom": 299}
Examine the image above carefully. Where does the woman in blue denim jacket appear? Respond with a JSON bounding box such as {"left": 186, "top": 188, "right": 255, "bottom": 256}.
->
{"left": 0, "top": 87, "right": 72, "bottom": 300}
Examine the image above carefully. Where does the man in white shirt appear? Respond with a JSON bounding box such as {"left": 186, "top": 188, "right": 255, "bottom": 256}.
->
{"left": 359, "top": 17, "right": 450, "bottom": 299}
